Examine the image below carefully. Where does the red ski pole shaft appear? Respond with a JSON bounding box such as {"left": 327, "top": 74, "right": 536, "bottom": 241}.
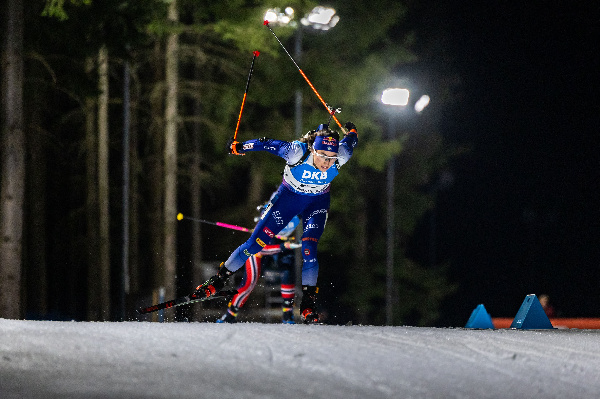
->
{"left": 297, "top": 69, "right": 343, "bottom": 129}
{"left": 233, "top": 50, "right": 260, "bottom": 141}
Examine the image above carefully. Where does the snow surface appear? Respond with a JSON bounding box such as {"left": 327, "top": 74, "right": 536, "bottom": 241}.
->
{"left": 1, "top": 319, "right": 600, "bottom": 399}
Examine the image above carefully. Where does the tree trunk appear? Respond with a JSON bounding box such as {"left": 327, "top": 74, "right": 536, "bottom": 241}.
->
{"left": 118, "top": 61, "right": 131, "bottom": 321}
{"left": 85, "top": 57, "right": 101, "bottom": 321}
{"left": 163, "top": 0, "right": 179, "bottom": 316}
{"left": 128, "top": 63, "right": 140, "bottom": 299}
{"left": 0, "top": 0, "right": 25, "bottom": 319}
{"left": 97, "top": 46, "right": 111, "bottom": 321}
{"left": 25, "top": 60, "right": 48, "bottom": 319}
{"left": 191, "top": 63, "right": 203, "bottom": 292}
{"left": 148, "top": 41, "right": 164, "bottom": 295}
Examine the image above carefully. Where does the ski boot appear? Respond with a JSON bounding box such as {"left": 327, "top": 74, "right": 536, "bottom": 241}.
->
{"left": 300, "top": 285, "right": 319, "bottom": 324}
{"left": 216, "top": 304, "right": 239, "bottom": 324}
{"left": 282, "top": 297, "right": 295, "bottom": 324}
{"left": 194, "top": 263, "right": 233, "bottom": 299}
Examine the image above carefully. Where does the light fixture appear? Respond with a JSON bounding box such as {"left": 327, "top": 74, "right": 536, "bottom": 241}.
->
{"left": 301, "top": 6, "right": 339, "bottom": 30}
{"left": 264, "top": 7, "right": 295, "bottom": 26}
{"left": 381, "top": 88, "right": 410, "bottom": 106}
{"left": 414, "top": 95, "right": 430, "bottom": 113}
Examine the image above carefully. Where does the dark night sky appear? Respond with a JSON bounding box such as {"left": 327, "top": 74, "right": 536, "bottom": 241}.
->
{"left": 413, "top": 1, "right": 600, "bottom": 322}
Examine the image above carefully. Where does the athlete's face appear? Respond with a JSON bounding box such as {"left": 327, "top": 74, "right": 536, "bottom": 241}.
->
{"left": 312, "top": 149, "right": 338, "bottom": 172}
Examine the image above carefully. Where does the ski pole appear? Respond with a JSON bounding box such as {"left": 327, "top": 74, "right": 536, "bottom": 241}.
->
{"left": 233, "top": 50, "right": 260, "bottom": 141}
{"left": 178, "top": 213, "right": 251, "bottom": 232}
{"left": 177, "top": 213, "right": 293, "bottom": 241}
{"left": 263, "top": 21, "right": 344, "bottom": 132}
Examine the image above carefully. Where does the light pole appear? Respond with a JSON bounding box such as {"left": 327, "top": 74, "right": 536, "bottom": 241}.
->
{"left": 381, "top": 88, "right": 410, "bottom": 325}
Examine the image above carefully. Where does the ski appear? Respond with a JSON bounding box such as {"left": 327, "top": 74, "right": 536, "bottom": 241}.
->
{"left": 136, "top": 289, "right": 238, "bottom": 315}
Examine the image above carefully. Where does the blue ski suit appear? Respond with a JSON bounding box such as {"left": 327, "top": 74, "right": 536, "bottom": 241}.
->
{"left": 224, "top": 131, "right": 358, "bottom": 286}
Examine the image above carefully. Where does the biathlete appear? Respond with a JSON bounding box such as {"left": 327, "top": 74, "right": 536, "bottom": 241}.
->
{"left": 197, "top": 121, "right": 358, "bottom": 324}
{"left": 216, "top": 211, "right": 300, "bottom": 324}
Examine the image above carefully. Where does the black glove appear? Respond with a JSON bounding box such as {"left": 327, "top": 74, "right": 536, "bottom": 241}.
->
{"left": 344, "top": 121, "right": 357, "bottom": 133}
{"left": 227, "top": 137, "right": 245, "bottom": 156}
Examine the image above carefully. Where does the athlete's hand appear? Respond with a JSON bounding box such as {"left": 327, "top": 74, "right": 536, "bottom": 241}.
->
{"left": 227, "top": 137, "right": 245, "bottom": 156}
{"left": 344, "top": 121, "right": 357, "bottom": 134}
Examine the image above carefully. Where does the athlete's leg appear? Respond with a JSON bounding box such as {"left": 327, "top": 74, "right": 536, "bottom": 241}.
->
{"left": 298, "top": 193, "right": 330, "bottom": 323}
{"left": 279, "top": 249, "right": 296, "bottom": 323}
{"left": 299, "top": 194, "right": 330, "bottom": 286}
{"left": 231, "top": 255, "right": 262, "bottom": 309}
{"left": 216, "top": 255, "right": 262, "bottom": 323}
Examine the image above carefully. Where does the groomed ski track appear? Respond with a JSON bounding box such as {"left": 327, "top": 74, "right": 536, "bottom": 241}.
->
{"left": 1, "top": 319, "right": 599, "bottom": 399}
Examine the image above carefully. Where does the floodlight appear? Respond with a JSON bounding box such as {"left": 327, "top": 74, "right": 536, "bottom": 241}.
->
{"left": 381, "top": 88, "right": 410, "bottom": 106}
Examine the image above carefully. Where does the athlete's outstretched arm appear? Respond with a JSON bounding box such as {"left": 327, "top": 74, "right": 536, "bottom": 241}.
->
{"left": 236, "top": 137, "right": 306, "bottom": 164}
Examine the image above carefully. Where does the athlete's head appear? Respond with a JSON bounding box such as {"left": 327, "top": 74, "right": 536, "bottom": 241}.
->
{"left": 303, "top": 124, "right": 340, "bottom": 172}
{"left": 301, "top": 124, "right": 340, "bottom": 149}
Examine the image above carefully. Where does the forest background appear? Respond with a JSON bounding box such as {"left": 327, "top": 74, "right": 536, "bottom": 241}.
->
{"left": 1, "top": 0, "right": 461, "bottom": 325}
